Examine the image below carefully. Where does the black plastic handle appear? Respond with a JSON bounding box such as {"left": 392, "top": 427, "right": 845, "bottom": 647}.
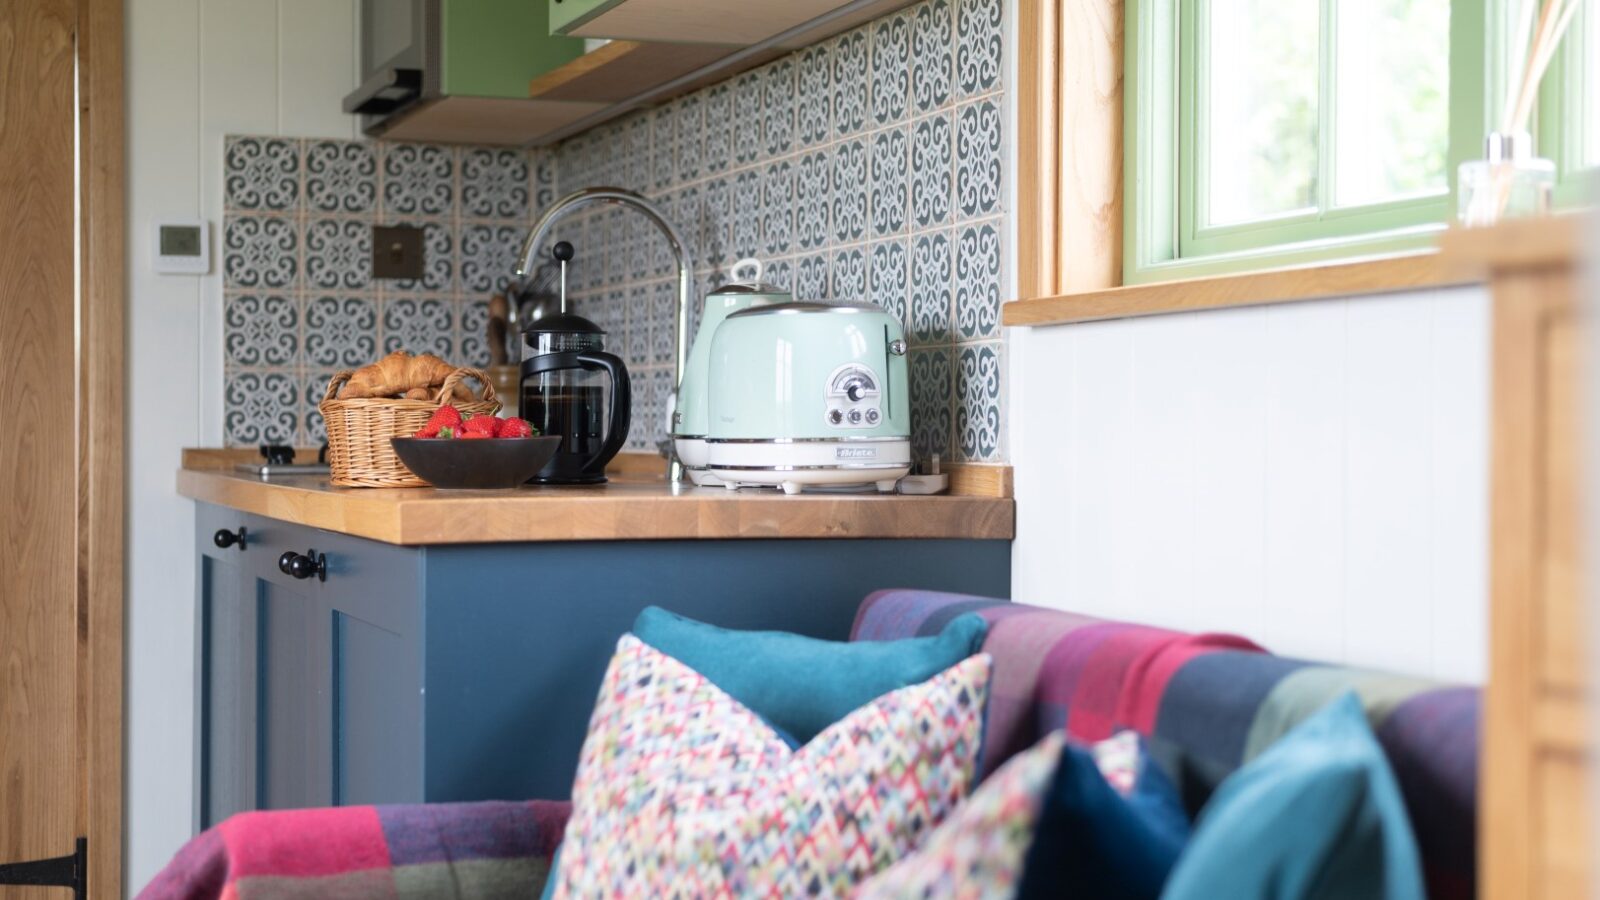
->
{"left": 521, "top": 350, "right": 632, "bottom": 476}
{"left": 277, "top": 549, "right": 326, "bottom": 582}
{"left": 213, "top": 527, "right": 247, "bottom": 550}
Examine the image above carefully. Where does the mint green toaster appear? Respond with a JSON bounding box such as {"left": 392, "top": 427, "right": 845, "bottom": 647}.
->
{"left": 705, "top": 301, "right": 911, "bottom": 494}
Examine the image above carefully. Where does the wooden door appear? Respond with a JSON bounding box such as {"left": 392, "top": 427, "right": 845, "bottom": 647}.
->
{"left": 0, "top": 0, "right": 124, "bottom": 898}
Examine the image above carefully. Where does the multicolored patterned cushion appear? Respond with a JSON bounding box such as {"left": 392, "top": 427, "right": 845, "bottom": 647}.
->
{"left": 854, "top": 730, "right": 1190, "bottom": 900}
{"left": 551, "top": 635, "right": 992, "bottom": 899}
{"left": 853, "top": 732, "right": 1068, "bottom": 900}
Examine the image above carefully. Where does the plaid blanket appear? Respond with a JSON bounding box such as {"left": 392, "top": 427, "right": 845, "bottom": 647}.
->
{"left": 137, "top": 800, "right": 571, "bottom": 900}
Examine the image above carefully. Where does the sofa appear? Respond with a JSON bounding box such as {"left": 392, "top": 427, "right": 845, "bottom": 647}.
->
{"left": 140, "top": 590, "right": 1479, "bottom": 900}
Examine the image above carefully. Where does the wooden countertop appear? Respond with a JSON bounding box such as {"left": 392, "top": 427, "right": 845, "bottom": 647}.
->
{"left": 177, "top": 455, "right": 1014, "bottom": 545}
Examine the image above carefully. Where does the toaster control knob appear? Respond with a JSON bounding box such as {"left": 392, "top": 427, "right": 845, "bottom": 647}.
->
{"left": 889, "top": 339, "right": 907, "bottom": 356}
{"left": 828, "top": 409, "right": 843, "bottom": 425}
{"left": 845, "top": 380, "right": 868, "bottom": 402}
{"left": 865, "top": 409, "right": 880, "bottom": 425}
{"left": 848, "top": 409, "right": 863, "bottom": 424}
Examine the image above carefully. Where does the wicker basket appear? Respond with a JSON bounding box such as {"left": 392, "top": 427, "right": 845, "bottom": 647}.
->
{"left": 320, "top": 367, "right": 500, "bottom": 487}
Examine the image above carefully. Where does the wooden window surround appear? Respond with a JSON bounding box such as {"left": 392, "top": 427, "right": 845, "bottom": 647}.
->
{"left": 1007, "top": 0, "right": 1486, "bottom": 328}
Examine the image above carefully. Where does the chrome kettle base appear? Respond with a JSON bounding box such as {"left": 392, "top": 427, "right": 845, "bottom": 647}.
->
{"left": 705, "top": 436, "right": 911, "bottom": 495}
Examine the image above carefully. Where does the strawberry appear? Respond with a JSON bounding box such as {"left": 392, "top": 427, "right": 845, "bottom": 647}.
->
{"left": 460, "top": 415, "right": 499, "bottom": 439}
{"left": 497, "top": 417, "right": 534, "bottom": 438}
{"left": 415, "top": 405, "right": 463, "bottom": 438}
{"left": 436, "top": 426, "right": 456, "bottom": 439}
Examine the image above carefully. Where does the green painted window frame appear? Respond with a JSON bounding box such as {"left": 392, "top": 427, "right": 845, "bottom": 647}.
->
{"left": 1537, "top": 0, "right": 1600, "bottom": 205}
{"left": 1124, "top": 0, "right": 1491, "bottom": 284}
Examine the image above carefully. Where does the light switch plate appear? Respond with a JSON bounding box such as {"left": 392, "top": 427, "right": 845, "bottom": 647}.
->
{"left": 151, "top": 219, "right": 209, "bottom": 274}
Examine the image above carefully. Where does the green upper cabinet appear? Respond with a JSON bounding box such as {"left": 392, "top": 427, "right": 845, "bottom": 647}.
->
{"left": 548, "top": 0, "right": 917, "bottom": 49}
{"left": 442, "top": 0, "right": 583, "bottom": 98}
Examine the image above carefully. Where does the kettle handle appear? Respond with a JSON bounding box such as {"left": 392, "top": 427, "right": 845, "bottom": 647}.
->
{"left": 730, "top": 257, "right": 763, "bottom": 283}
{"left": 574, "top": 350, "right": 631, "bottom": 476}
{"left": 523, "top": 351, "right": 632, "bottom": 476}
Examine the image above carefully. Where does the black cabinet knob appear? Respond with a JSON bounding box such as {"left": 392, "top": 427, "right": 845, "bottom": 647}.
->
{"left": 277, "top": 549, "right": 327, "bottom": 582}
{"left": 213, "top": 526, "right": 248, "bottom": 550}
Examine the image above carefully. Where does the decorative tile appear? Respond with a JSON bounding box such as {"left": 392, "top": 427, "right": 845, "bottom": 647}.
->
{"left": 382, "top": 143, "right": 454, "bottom": 217}
{"left": 660, "top": 186, "right": 700, "bottom": 276}
{"left": 461, "top": 148, "right": 530, "bottom": 219}
{"left": 224, "top": 370, "right": 299, "bottom": 446}
{"left": 701, "top": 176, "right": 732, "bottom": 268}
{"left": 224, "top": 136, "right": 300, "bottom": 211}
{"left": 676, "top": 94, "right": 704, "bottom": 182}
{"left": 795, "top": 150, "right": 830, "bottom": 250}
{"left": 224, "top": 293, "right": 299, "bottom": 367}
{"left": 956, "top": 99, "right": 1002, "bottom": 219}
{"left": 602, "top": 208, "right": 626, "bottom": 286}
{"left": 796, "top": 252, "right": 829, "bottom": 300}
{"left": 870, "top": 125, "right": 909, "bottom": 236}
{"left": 732, "top": 170, "right": 762, "bottom": 260}
{"left": 623, "top": 113, "right": 652, "bottom": 192}
{"left": 388, "top": 220, "right": 453, "bottom": 293}
{"left": 626, "top": 285, "right": 651, "bottom": 370}
{"left": 626, "top": 215, "right": 652, "bottom": 282}
{"left": 956, "top": 342, "right": 1002, "bottom": 460}
{"left": 870, "top": 12, "right": 912, "bottom": 125}
{"left": 732, "top": 71, "right": 764, "bottom": 165}
{"left": 304, "top": 219, "right": 371, "bottom": 291}
{"left": 911, "top": 113, "right": 953, "bottom": 228}
{"left": 955, "top": 222, "right": 1001, "bottom": 339}
{"left": 303, "top": 370, "right": 336, "bottom": 445}
{"left": 869, "top": 238, "right": 909, "bottom": 328}
{"left": 304, "top": 295, "right": 377, "bottom": 369}
{"left": 458, "top": 223, "right": 524, "bottom": 294}
{"left": 911, "top": 0, "right": 954, "bottom": 113}
{"left": 830, "top": 139, "right": 868, "bottom": 244}
{"left": 761, "top": 59, "right": 796, "bottom": 157}
{"left": 909, "top": 346, "right": 953, "bottom": 460}
{"left": 831, "top": 246, "right": 867, "bottom": 301}
{"left": 651, "top": 281, "right": 677, "bottom": 362}
{"left": 304, "top": 140, "right": 376, "bottom": 215}
{"left": 651, "top": 106, "right": 676, "bottom": 191}
{"left": 223, "top": 215, "right": 297, "bottom": 289}
{"left": 457, "top": 298, "right": 493, "bottom": 368}
{"left": 910, "top": 230, "right": 952, "bottom": 343}
{"left": 955, "top": 0, "right": 1003, "bottom": 97}
{"left": 704, "top": 84, "right": 733, "bottom": 175}
{"left": 382, "top": 296, "right": 454, "bottom": 358}
{"left": 795, "top": 45, "right": 831, "bottom": 148}
{"left": 760, "top": 160, "right": 795, "bottom": 257}
{"left": 764, "top": 258, "right": 794, "bottom": 291}
{"left": 533, "top": 150, "right": 559, "bottom": 215}
{"left": 832, "top": 30, "right": 869, "bottom": 137}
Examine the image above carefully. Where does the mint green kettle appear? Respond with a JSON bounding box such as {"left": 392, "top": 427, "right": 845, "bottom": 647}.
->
{"left": 672, "top": 258, "right": 790, "bottom": 485}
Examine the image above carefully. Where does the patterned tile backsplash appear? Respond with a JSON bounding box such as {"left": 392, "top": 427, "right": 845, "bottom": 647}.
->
{"left": 222, "top": 0, "right": 1005, "bottom": 462}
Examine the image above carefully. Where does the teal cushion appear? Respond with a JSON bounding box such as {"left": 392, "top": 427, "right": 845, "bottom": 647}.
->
{"left": 1161, "top": 691, "right": 1425, "bottom": 900}
{"left": 631, "top": 606, "right": 988, "bottom": 745}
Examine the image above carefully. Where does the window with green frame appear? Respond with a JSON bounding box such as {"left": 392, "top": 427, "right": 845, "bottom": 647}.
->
{"left": 1537, "top": 0, "right": 1600, "bottom": 204}
{"left": 1125, "top": 0, "right": 1492, "bottom": 282}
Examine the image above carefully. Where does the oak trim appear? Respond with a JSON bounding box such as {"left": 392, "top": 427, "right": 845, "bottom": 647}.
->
{"left": 79, "top": 1, "right": 125, "bottom": 896}
{"left": 1001, "top": 251, "right": 1474, "bottom": 327}
{"left": 1015, "top": 0, "right": 1062, "bottom": 300}
{"left": 1058, "top": 0, "right": 1124, "bottom": 293}
{"left": 944, "top": 463, "right": 1014, "bottom": 499}
{"left": 176, "top": 468, "right": 1016, "bottom": 545}
{"left": 1438, "top": 215, "right": 1590, "bottom": 276}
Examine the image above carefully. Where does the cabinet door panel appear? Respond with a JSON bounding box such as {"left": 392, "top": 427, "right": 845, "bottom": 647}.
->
{"left": 256, "top": 578, "right": 333, "bottom": 810}
{"left": 333, "top": 611, "right": 422, "bottom": 804}
{"left": 198, "top": 553, "right": 256, "bottom": 827}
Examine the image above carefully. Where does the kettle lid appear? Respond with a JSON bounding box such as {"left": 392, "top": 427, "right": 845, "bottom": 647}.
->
{"left": 726, "top": 300, "right": 881, "bottom": 318}
{"left": 711, "top": 256, "right": 790, "bottom": 298}
{"left": 520, "top": 310, "right": 604, "bottom": 335}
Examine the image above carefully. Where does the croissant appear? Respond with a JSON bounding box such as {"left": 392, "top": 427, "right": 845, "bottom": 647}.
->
{"left": 341, "top": 351, "right": 473, "bottom": 401}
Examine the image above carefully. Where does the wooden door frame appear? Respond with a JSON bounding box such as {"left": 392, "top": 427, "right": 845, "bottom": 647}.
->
{"left": 79, "top": 0, "right": 126, "bottom": 896}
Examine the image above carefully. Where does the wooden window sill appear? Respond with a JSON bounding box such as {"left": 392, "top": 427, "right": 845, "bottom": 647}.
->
{"left": 1001, "top": 251, "right": 1479, "bottom": 327}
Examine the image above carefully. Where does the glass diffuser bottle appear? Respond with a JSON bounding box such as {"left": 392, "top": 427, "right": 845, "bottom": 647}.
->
{"left": 1458, "top": 131, "right": 1555, "bottom": 226}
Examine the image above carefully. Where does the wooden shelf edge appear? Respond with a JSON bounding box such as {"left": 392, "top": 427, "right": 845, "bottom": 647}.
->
{"left": 1438, "top": 214, "right": 1592, "bottom": 276}
{"left": 945, "top": 464, "right": 1013, "bottom": 498}
{"left": 1002, "top": 252, "right": 1478, "bottom": 328}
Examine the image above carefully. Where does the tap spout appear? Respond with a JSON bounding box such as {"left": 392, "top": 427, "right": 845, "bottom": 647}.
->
{"left": 516, "top": 187, "right": 693, "bottom": 483}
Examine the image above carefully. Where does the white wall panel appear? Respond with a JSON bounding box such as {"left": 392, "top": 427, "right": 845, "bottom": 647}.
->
{"left": 126, "top": 2, "right": 360, "bottom": 892}
{"left": 1010, "top": 285, "right": 1490, "bottom": 682}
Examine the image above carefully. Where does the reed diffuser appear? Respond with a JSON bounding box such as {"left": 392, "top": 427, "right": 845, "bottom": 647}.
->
{"left": 1459, "top": 0, "right": 1583, "bottom": 224}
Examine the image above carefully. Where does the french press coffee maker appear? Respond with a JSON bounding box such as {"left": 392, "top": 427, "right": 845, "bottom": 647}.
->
{"left": 519, "top": 242, "right": 631, "bottom": 484}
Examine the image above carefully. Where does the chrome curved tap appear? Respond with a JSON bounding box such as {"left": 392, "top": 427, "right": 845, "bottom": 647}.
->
{"left": 515, "top": 187, "right": 692, "bottom": 483}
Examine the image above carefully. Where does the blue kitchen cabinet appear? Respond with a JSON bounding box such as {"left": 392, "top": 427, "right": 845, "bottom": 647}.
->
{"left": 193, "top": 501, "right": 1010, "bottom": 827}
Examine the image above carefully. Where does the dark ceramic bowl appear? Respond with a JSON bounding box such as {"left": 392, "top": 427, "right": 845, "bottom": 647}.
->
{"left": 390, "top": 436, "right": 562, "bottom": 489}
